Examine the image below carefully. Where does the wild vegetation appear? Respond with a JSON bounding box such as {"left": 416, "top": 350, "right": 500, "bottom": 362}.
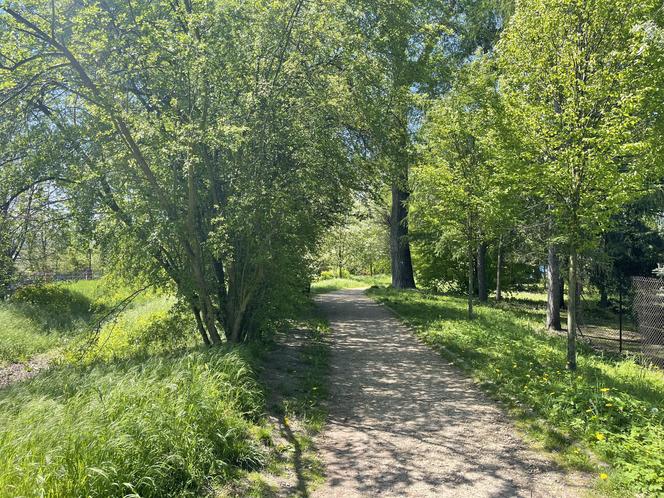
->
{"left": 0, "top": 280, "right": 330, "bottom": 497}
{"left": 1, "top": 0, "right": 663, "bottom": 496}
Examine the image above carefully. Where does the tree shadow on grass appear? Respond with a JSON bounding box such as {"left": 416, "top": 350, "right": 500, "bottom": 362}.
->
{"left": 8, "top": 285, "right": 98, "bottom": 335}
{"left": 254, "top": 318, "right": 329, "bottom": 498}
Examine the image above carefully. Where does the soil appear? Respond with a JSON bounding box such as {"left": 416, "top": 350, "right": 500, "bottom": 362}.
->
{"left": 0, "top": 353, "right": 51, "bottom": 389}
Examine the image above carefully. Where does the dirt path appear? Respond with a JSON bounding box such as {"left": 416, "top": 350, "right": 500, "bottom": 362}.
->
{"left": 0, "top": 353, "right": 52, "bottom": 389}
{"left": 313, "top": 288, "right": 590, "bottom": 498}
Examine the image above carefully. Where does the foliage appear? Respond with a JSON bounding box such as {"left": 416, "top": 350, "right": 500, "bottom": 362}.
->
{"left": 412, "top": 55, "right": 509, "bottom": 314}
{"left": 0, "top": 348, "right": 266, "bottom": 497}
{"left": 0, "top": 0, "right": 363, "bottom": 343}
{"left": 369, "top": 287, "right": 664, "bottom": 495}
{"left": 498, "top": 0, "right": 664, "bottom": 248}
{"left": 317, "top": 206, "right": 389, "bottom": 277}
{"left": 497, "top": 0, "right": 664, "bottom": 366}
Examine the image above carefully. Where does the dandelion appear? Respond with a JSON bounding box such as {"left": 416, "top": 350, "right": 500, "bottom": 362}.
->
{"left": 600, "top": 387, "right": 610, "bottom": 393}
{"left": 605, "top": 403, "right": 613, "bottom": 407}
{"left": 595, "top": 432, "right": 606, "bottom": 441}
{"left": 599, "top": 473, "right": 608, "bottom": 480}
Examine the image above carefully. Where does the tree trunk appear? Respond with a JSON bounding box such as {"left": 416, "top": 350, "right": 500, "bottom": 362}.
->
{"left": 467, "top": 245, "right": 474, "bottom": 319}
{"left": 546, "top": 245, "right": 562, "bottom": 331}
{"left": 567, "top": 249, "right": 578, "bottom": 370}
{"left": 201, "top": 296, "right": 223, "bottom": 344}
{"left": 599, "top": 282, "right": 608, "bottom": 308}
{"left": 560, "top": 277, "right": 565, "bottom": 309}
{"left": 477, "top": 242, "right": 488, "bottom": 302}
{"left": 390, "top": 181, "right": 416, "bottom": 289}
{"left": 192, "top": 305, "right": 211, "bottom": 346}
{"left": 496, "top": 237, "right": 502, "bottom": 302}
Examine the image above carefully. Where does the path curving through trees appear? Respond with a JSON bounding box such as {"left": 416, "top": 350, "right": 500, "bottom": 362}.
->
{"left": 313, "top": 288, "right": 589, "bottom": 497}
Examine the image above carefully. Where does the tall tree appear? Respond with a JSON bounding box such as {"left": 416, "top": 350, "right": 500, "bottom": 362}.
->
{"left": 499, "top": 0, "right": 664, "bottom": 369}
{"left": 345, "top": 0, "right": 508, "bottom": 289}
{"left": 414, "top": 55, "right": 505, "bottom": 318}
{"left": 1, "top": 0, "right": 361, "bottom": 343}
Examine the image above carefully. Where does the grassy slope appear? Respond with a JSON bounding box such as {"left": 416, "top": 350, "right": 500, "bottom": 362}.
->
{"left": 369, "top": 287, "right": 664, "bottom": 497}
{"left": 0, "top": 279, "right": 170, "bottom": 366}
{"left": 0, "top": 281, "right": 330, "bottom": 498}
{"left": 0, "top": 281, "right": 100, "bottom": 366}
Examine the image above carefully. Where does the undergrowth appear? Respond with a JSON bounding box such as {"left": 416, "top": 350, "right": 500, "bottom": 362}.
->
{"left": 0, "top": 282, "right": 97, "bottom": 365}
{"left": 1, "top": 279, "right": 329, "bottom": 497}
{"left": 0, "top": 348, "right": 266, "bottom": 497}
{"left": 368, "top": 287, "right": 664, "bottom": 497}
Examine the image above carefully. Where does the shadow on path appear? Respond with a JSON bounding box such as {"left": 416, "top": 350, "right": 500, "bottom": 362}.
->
{"left": 312, "top": 289, "right": 589, "bottom": 498}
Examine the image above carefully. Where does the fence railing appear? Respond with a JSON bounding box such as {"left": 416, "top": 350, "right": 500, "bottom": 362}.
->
{"left": 9, "top": 270, "right": 98, "bottom": 291}
{"left": 632, "top": 276, "right": 664, "bottom": 368}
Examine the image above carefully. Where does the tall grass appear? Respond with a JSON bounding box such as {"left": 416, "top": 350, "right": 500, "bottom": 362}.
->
{"left": 0, "top": 280, "right": 171, "bottom": 366}
{"left": 0, "top": 348, "right": 267, "bottom": 497}
{"left": 369, "top": 287, "right": 664, "bottom": 496}
{"left": 0, "top": 279, "right": 275, "bottom": 497}
{"left": 0, "top": 282, "right": 98, "bottom": 365}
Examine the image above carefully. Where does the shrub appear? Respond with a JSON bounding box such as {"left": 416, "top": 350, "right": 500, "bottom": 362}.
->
{"left": 11, "top": 284, "right": 94, "bottom": 331}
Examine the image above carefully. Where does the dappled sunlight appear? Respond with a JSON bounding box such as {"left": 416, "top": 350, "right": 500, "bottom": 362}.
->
{"left": 312, "top": 289, "right": 587, "bottom": 497}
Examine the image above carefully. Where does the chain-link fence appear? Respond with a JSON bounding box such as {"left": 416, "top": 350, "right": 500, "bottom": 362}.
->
{"left": 632, "top": 276, "right": 664, "bottom": 368}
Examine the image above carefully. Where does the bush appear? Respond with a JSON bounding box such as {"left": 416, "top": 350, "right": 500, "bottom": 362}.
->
{"left": 0, "top": 349, "right": 266, "bottom": 497}
{"left": 318, "top": 270, "right": 337, "bottom": 280}
{"left": 11, "top": 284, "right": 94, "bottom": 331}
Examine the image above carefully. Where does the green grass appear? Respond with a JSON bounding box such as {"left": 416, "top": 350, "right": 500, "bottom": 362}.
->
{"left": 0, "top": 279, "right": 331, "bottom": 497}
{"left": 0, "top": 348, "right": 267, "bottom": 497}
{"left": 0, "top": 282, "right": 98, "bottom": 366}
{"left": 0, "top": 279, "right": 168, "bottom": 366}
{"left": 0, "top": 281, "right": 273, "bottom": 497}
{"left": 311, "top": 274, "right": 391, "bottom": 294}
{"left": 368, "top": 287, "right": 664, "bottom": 497}
{"left": 227, "top": 304, "right": 332, "bottom": 497}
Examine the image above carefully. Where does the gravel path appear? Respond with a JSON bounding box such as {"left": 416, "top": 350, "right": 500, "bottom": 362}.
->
{"left": 313, "top": 288, "right": 590, "bottom": 498}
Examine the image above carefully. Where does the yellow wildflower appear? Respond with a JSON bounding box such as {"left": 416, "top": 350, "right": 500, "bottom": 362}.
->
{"left": 595, "top": 432, "right": 606, "bottom": 441}
{"left": 600, "top": 387, "right": 610, "bottom": 393}
{"left": 599, "top": 473, "right": 608, "bottom": 480}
